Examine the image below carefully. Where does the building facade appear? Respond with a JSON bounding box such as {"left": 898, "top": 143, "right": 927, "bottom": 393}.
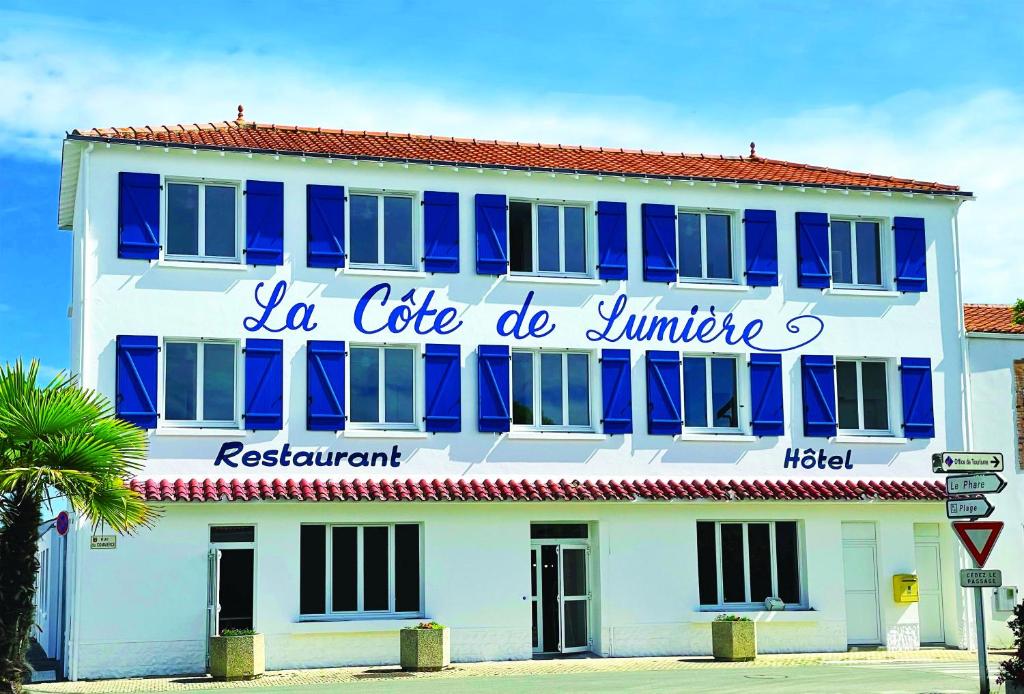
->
{"left": 48, "top": 116, "right": 981, "bottom": 680}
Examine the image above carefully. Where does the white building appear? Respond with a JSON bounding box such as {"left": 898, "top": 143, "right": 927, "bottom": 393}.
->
{"left": 42, "top": 111, "right": 993, "bottom": 680}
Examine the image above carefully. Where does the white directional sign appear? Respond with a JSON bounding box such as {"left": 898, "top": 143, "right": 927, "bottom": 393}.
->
{"left": 946, "top": 497, "right": 994, "bottom": 520}
{"left": 961, "top": 569, "right": 1002, "bottom": 588}
{"left": 933, "top": 452, "right": 1003, "bottom": 473}
{"left": 946, "top": 473, "right": 1006, "bottom": 496}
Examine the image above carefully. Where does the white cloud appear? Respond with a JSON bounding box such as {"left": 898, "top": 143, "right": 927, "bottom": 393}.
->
{"left": 1, "top": 20, "right": 1020, "bottom": 302}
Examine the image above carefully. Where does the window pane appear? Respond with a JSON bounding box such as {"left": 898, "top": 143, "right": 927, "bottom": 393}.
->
{"left": 683, "top": 356, "right": 708, "bottom": 427}
{"left": 831, "top": 220, "right": 853, "bottom": 284}
{"left": 384, "top": 348, "right": 414, "bottom": 423}
{"left": 512, "top": 352, "right": 534, "bottom": 425}
{"left": 678, "top": 213, "right": 702, "bottom": 278}
{"left": 540, "top": 353, "right": 563, "bottom": 426}
{"left": 564, "top": 206, "right": 587, "bottom": 274}
{"left": 394, "top": 525, "right": 420, "bottom": 613}
{"left": 710, "top": 357, "right": 737, "bottom": 428}
{"left": 331, "top": 527, "right": 357, "bottom": 612}
{"left": 210, "top": 526, "right": 254, "bottom": 543}
{"left": 696, "top": 522, "right": 718, "bottom": 605}
{"left": 721, "top": 524, "right": 746, "bottom": 603}
{"left": 383, "top": 196, "right": 413, "bottom": 266}
{"left": 747, "top": 524, "right": 773, "bottom": 603}
{"left": 775, "top": 522, "right": 801, "bottom": 604}
{"left": 563, "top": 599, "right": 588, "bottom": 649}
{"left": 562, "top": 548, "right": 587, "bottom": 596}
{"left": 165, "top": 342, "right": 197, "bottom": 420}
{"left": 861, "top": 361, "right": 889, "bottom": 430}
{"left": 205, "top": 185, "right": 236, "bottom": 258}
{"left": 537, "top": 205, "right": 560, "bottom": 272}
{"left": 706, "top": 214, "right": 732, "bottom": 279}
{"left": 363, "top": 527, "right": 389, "bottom": 611}
{"left": 166, "top": 183, "right": 199, "bottom": 256}
{"left": 350, "top": 348, "right": 380, "bottom": 423}
{"left": 350, "top": 194, "right": 379, "bottom": 264}
{"left": 567, "top": 353, "right": 590, "bottom": 427}
{"left": 855, "top": 221, "right": 881, "bottom": 285}
{"left": 530, "top": 523, "right": 589, "bottom": 540}
{"left": 509, "top": 201, "right": 533, "bottom": 272}
{"left": 836, "top": 360, "right": 860, "bottom": 429}
{"left": 299, "top": 526, "right": 326, "bottom": 615}
{"left": 202, "top": 343, "right": 235, "bottom": 421}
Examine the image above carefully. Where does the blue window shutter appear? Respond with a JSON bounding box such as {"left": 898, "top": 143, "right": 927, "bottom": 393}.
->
{"left": 118, "top": 172, "right": 160, "bottom": 260}
{"left": 642, "top": 204, "right": 677, "bottom": 282}
{"left": 475, "top": 194, "right": 508, "bottom": 275}
{"left": 424, "top": 191, "right": 460, "bottom": 273}
{"left": 801, "top": 355, "right": 836, "bottom": 437}
{"left": 601, "top": 349, "right": 633, "bottom": 434}
{"left": 900, "top": 357, "right": 935, "bottom": 439}
{"left": 425, "top": 344, "right": 461, "bottom": 432}
{"left": 597, "top": 201, "right": 628, "bottom": 280}
{"left": 115, "top": 335, "right": 158, "bottom": 428}
{"left": 744, "top": 209, "right": 778, "bottom": 287}
{"left": 245, "top": 338, "right": 283, "bottom": 430}
{"left": 246, "top": 180, "right": 284, "bottom": 266}
{"left": 477, "top": 345, "right": 510, "bottom": 432}
{"left": 796, "top": 212, "right": 831, "bottom": 288}
{"left": 307, "top": 185, "right": 345, "bottom": 269}
{"left": 645, "top": 350, "right": 682, "bottom": 435}
{"left": 894, "top": 217, "right": 927, "bottom": 292}
{"left": 749, "top": 353, "right": 784, "bottom": 436}
{"left": 307, "top": 340, "right": 346, "bottom": 431}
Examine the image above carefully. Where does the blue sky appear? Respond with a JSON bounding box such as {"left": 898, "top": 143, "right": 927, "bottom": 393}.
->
{"left": 1, "top": 1, "right": 1022, "bottom": 375}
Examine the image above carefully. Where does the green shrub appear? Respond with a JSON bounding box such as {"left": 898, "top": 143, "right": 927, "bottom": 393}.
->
{"left": 713, "top": 614, "right": 752, "bottom": 622}
{"left": 220, "top": 628, "right": 257, "bottom": 636}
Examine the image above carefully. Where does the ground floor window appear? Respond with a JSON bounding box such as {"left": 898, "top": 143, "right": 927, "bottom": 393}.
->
{"left": 696, "top": 520, "right": 801, "bottom": 607}
{"left": 299, "top": 524, "right": 421, "bottom": 616}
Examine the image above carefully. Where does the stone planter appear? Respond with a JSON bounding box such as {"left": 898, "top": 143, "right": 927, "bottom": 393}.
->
{"left": 400, "top": 626, "right": 451, "bottom": 672}
{"left": 711, "top": 620, "right": 756, "bottom": 662}
{"left": 209, "top": 633, "right": 265, "bottom": 681}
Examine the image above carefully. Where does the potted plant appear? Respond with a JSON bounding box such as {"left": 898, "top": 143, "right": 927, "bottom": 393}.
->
{"left": 998, "top": 601, "right": 1024, "bottom": 693}
{"left": 209, "top": 628, "right": 265, "bottom": 681}
{"left": 400, "top": 621, "right": 450, "bottom": 672}
{"left": 711, "top": 614, "right": 756, "bottom": 662}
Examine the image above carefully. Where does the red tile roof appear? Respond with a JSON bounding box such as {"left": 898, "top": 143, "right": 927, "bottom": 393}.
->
{"left": 129, "top": 478, "right": 945, "bottom": 503}
{"left": 965, "top": 304, "right": 1024, "bottom": 335}
{"left": 69, "top": 118, "right": 963, "bottom": 194}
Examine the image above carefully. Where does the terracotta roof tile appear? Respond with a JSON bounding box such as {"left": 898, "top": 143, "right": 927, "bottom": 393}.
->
{"left": 964, "top": 304, "right": 1024, "bottom": 335}
{"left": 69, "top": 119, "right": 962, "bottom": 194}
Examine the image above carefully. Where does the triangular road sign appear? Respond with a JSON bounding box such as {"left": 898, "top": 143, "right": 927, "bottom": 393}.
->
{"left": 952, "top": 521, "right": 1003, "bottom": 568}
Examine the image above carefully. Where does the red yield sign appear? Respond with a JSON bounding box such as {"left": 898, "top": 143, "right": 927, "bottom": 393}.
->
{"left": 952, "top": 520, "right": 1003, "bottom": 568}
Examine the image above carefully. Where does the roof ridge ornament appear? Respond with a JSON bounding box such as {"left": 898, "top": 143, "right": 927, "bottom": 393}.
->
{"left": 236, "top": 104, "right": 245, "bottom": 123}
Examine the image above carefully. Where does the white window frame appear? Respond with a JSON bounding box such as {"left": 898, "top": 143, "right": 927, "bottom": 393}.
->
{"left": 311, "top": 523, "right": 424, "bottom": 618}
{"left": 828, "top": 216, "right": 887, "bottom": 289}
{"left": 681, "top": 353, "right": 746, "bottom": 434}
{"left": 699, "top": 520, "right": 806, "bottom": 609}
{"left": 346, "top": 189, "right": 419, "bottom": 271}
{"left": 162, "top": 338, "right": 241, "bottom": 428}
{"left": 835, "top": 357, "right": 895, "bottom": 435}
{"left": 509, "top": 199, "right": 592, "bottom": 279}
{"left": 511, "top": 349, "right": 596, "bottom": 432}
{"left": 162, "top": 177, "right": 242, "bottom": 263}
{"left": 346, "top": 344, "right": 420, "bottom": 431}
{"left": 676, "top": 208, "right": 741, "bottom": 285}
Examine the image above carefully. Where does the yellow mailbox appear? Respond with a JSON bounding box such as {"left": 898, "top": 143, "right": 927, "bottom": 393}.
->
{"left": 892, "top": 574, "right": 919, "bottom": 603}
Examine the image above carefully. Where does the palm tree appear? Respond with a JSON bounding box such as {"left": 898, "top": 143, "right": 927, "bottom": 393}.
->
{"left": 0, "top": 360, "right": 153, "bottom": 694}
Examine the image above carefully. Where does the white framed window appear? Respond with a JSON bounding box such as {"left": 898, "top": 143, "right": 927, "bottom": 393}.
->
{"left": 163, "top": 339, "right": 239, "bottom": 427}
{"left": 299, "top": 524, "right": 422, "bottom": 617}
{"left": 511, "top": 350, "right": 593, "bottom": 431}
{"left": 509, "top": 200, "right": 590, "bottom": 277}
{"left": 348, "top": 191, "right": 416, "bottom": 269}
{"left": 164, "top": 179, "right": 241, "bottom": 262}
{"left": 682, "top": 354, "right": 742, "bottom": 432}
{"left": 836, "top": 358, "right": 892, "bottom": 434}
{"left": 348, "top": 345, "right": 417, "bottom": 429}
{"left": 677, "top": 209, "right": 739, "bottom": 283}
{"left": 830, "top": 217, "right": 885, "bottom": 288}
{"left": 697, "top": 520, "right": 803, "bottom": 608}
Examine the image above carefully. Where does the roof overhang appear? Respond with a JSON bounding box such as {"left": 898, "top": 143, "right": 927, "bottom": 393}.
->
{"left": 57, "top": 138, "right": 84, "bottom": 230}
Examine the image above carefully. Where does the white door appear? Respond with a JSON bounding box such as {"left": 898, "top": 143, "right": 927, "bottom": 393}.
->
{"left": 206, "top": 547, "right": 221, "bottom": 668}
{"left": 842, "top": 523, "right": 881, "bottom": 645}
{"left": 914, "top": 541, "right": 945, "bottom": 644}
{"left": 35, "top": 547, "right": 50, "bottom": 649}
{"left": 559, "top": 546, "right": 590, "bottom": 653}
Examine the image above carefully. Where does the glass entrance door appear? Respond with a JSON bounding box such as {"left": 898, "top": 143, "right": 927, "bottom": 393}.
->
{"left": 530, "top": 542, "right": 590, "bottom": 654}
{"left": 559, "top": 546, "right": 589, "bottom": 653}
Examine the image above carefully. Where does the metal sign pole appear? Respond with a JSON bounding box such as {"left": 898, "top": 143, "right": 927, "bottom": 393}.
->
{"left": 974, "top": 558, "right": 989, "bottom": 694}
